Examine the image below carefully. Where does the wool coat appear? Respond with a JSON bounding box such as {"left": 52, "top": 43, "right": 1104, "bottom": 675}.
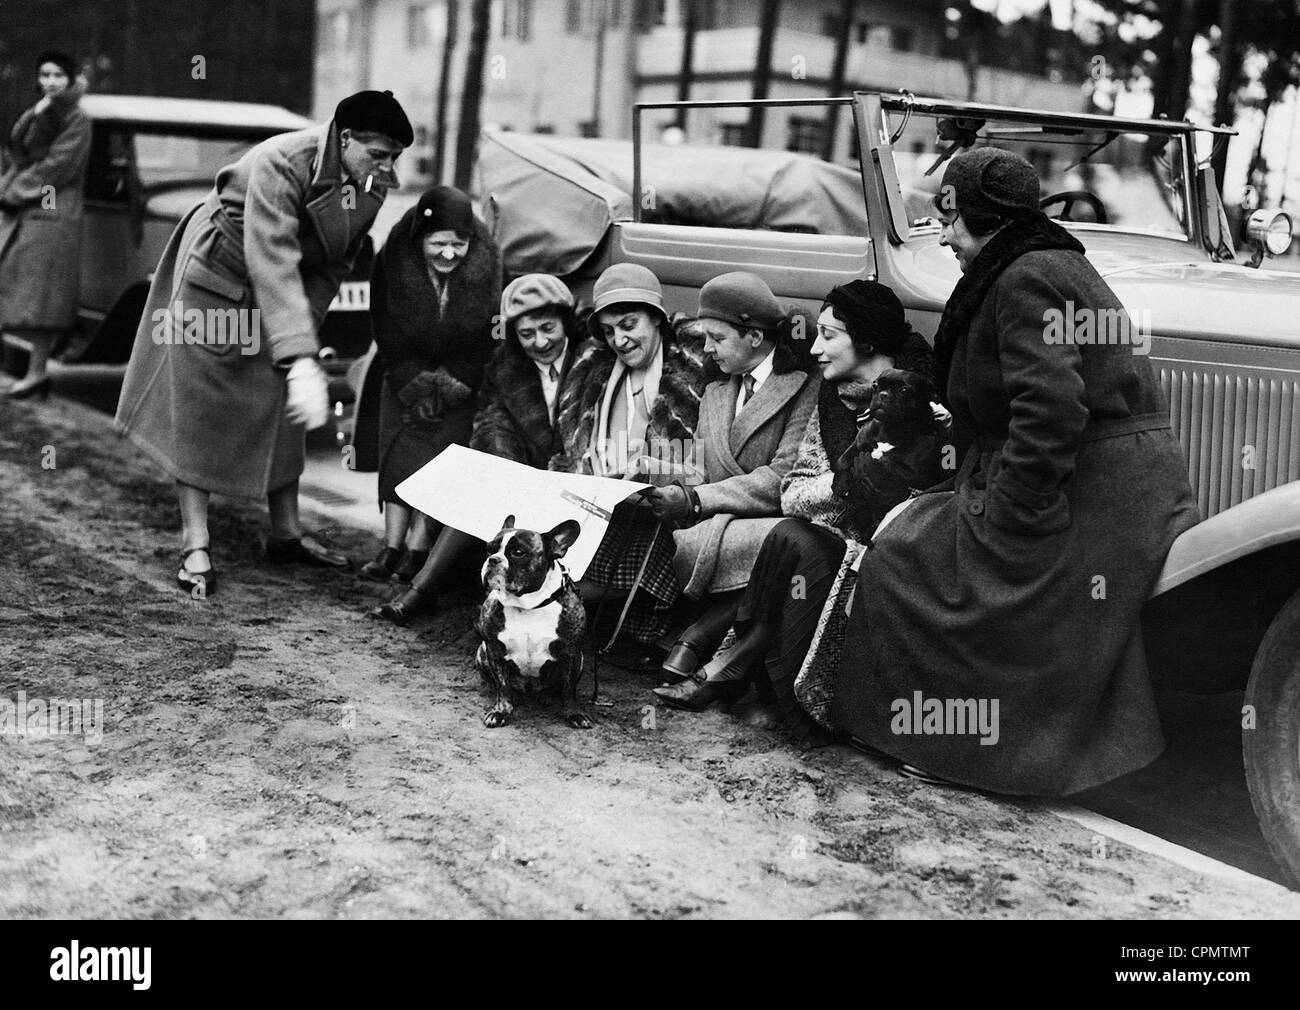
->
{"left": 672, "top": 363, "right": 819, "bottom": 598}
{"left": 470, "top": 334, "right": 587, "bottom": 468}
{"left": 831, "top": 246, "right": 1200, "bottom": 796}
{"left": 373, "top": 208, "right": 501, "bottom": 503}
{"left": 0, "top": 85, "right": 91, "bottom": 331}
{"left": 115, "top": 123, "right": 383, "bottom": 499}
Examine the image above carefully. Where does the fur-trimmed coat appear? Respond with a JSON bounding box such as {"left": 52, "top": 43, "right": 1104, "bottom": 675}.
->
{"left": 470, "top": 335, "right": 587, "bottom": 468}
{"left": 374, "top": 208, "right": 502, "bottom": 502}
{"left": 547, "top": 335, "right": 709, "bottom": 476}
{"left": 0, "top": 84, "right": 91, "bottom": 330}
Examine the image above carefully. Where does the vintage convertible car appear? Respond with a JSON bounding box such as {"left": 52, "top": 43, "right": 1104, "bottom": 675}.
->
{"left": 479, "top": 93, "right": 1300, "bottom": 885}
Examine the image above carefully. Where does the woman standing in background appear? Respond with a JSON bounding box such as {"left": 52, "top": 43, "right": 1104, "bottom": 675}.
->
{"left": 0, "top": 49, "right": 90, "bottom": 399}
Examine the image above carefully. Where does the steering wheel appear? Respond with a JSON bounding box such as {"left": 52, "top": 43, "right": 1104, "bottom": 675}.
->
{"left": 1040, "top": 190, "right": 1108, "bottom": 224}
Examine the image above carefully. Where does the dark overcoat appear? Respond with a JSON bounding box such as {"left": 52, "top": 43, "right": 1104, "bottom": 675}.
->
{"left": 832, "top": 248, "right": 1200, "bottom": 796}
{"left": 0, "top": 85, "right": 91, "bottom": 331}
{"left": 373, "top": 209, "right": 501, "bottom": 503}
{"left": 114, "top": 123, "right": 382, "bottom": 499}
{"left": 470, "top": 334, "right": 587, "bottom": 468}
{"left": 672, "top": 362, "right": 820, "bottom": 597}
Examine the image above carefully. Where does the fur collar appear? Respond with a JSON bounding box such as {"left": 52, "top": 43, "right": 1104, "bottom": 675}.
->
{"left": 932, "top": 212, "right": 1084, "bottom": 403}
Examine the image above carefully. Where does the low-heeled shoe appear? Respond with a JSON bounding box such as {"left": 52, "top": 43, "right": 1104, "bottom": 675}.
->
{"left": 266, "top": 535, "right": 349, "bottom": 568}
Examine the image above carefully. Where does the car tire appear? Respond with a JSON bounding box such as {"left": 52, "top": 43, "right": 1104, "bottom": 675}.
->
{"left": 1243, "top": 585, "right": 1300, "bottom": 889}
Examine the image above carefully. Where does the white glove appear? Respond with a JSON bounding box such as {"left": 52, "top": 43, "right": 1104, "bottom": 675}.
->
{"left": 285, "top": 356, "right": 329, "bottom": 430}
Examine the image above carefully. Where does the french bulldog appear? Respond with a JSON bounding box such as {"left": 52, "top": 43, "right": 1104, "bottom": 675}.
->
{"left": 474, "top": 515, "right": 590, "bottom": 729}
{"left": 833, "top": 368, "right": 947, "bottom": 535}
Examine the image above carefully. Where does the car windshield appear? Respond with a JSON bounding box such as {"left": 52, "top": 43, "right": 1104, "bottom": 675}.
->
{"left": 884, "top": 108, "right": 1192, "bottom": 242}
{"left": 133, "top": 132, "right": 257, "bottom": 188}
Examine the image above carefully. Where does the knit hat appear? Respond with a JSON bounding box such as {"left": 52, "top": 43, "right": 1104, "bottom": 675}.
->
{"left": 587, "top": 263, "right": 669, "bottom": 337}
{"left": 500, "top": 273, "right": 574, "bottom": 326}
{"left": 697, "top": 271, "right": 785, "bottom": 332}
{"left": 334, "top": 90, "right": 414, "bottom": 147}
{"left": 411, "top": 185, "right": 474, "bottom": 247}
{"left": 823, "top": 280, "right": 910, "bottom": 356}
{"left": 937, "top": 147, "right": 1040, "bottom": 221}
{"left": 35, "top": 50, "right": 78, "bottom": 80}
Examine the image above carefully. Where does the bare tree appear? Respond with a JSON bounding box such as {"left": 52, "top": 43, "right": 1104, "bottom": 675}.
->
{"left": 745, "top": 0, "right": 780, "bottom": 148}
{"left": 453, "top": 0, "right": 490, "bottom": 191}
{"left": 820, "top": 0, "right": 856, "bottom": 162}
{"left": 433, "top": 0, "right": 459, "bottom": 183}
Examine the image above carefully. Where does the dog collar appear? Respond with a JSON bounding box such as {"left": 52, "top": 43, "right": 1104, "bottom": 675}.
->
{"left": 506, "top": 564, "right": 574, "bottom": 610}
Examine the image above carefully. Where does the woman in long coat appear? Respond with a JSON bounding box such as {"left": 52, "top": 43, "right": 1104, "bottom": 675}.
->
{"left": 0, "top": 50, "right": 90, "bottom": 399}
{"left": 115, "top": 91, "right": 412, "bottom": 594}
{"left": 831, "top": 148, "right": 1200, "bottom": 795}
{"left": 369, "top": 273, "right": 588, "bottom": 624}
{"left": 360, "top": 185, "right": 501, "bottom": 583}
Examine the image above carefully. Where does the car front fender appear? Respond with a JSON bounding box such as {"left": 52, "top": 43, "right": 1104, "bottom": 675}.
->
{"left": 1153, "top": 480, "right": 1300, "bottom": 597}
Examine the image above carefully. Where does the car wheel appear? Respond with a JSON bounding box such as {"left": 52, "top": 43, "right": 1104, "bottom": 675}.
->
{"left": 1243, "top": 585, "right": 1300, "bottom": 888}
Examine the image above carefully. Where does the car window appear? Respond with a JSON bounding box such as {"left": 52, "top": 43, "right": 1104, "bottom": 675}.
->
{"left": 885, "top": 109, "right": 1193, "bottom": 242}
{"left": 131, "top": 132, "right": 256, "bottom": 188}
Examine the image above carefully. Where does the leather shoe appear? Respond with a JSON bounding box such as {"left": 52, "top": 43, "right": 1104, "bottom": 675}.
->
{"left": 368, "top": 585, "right": 432, "bottom": 626}
{"left": 652, "top": 678, "right": 746, "bottom": 712}
{"left": 660, "top": 641, "right": 703, "bottom": 682}
{"left": 360, "top": 546, "right": 404, "bottom": 581}
{"left": 266, "top": 534, "right": 349, "bottom": 568}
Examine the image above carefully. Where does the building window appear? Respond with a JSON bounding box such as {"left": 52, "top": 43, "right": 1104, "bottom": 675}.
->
{"left": 819, "top": 12, "right": 842, "bottom": 38}
{"left": 322, "top": 9, "right": 356, "bottom": 50}
{"left": 415, "top": 125, "right": 430, "bottom": 147}
{"left": 719, "top": 122, "right": 747, "bottom": 147}
{"left": 408, "top": 4, "right": 441, "bottom": 48}
{"left": 502, "top": 0, "right": 531, "bottom": 40}
{"left": 635, "top": 0, "right": 667, "bottom": 31}
{"left": 855, "top": 20, "right": 870, "bottom": 44}
{"left": 786, "top": 116, "right": 823, "bottom": 156}
{"left": 565, "top": 0, "right": 582, "bottom": 33}
{"left": 534, "top": 123, "right": 556, "bottom": 134}
{"left": 892, "top": 26, "right": 914, "bottom": 52}
{"left": 579, "top": 120, "right": 600, "bottom": 138}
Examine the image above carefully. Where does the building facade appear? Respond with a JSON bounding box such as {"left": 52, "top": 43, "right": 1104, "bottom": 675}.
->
{"left": 313, "top": 0, "right": 1086, "bottom": 185}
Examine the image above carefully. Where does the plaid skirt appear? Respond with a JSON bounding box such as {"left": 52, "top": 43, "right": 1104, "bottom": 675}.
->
{"left": 584, "top": 500, "right": 680, "bottom": 645}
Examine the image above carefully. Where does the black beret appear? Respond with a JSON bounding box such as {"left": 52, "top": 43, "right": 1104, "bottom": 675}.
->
{"left": 823, "top": 280, "right": 910, "bottom": 356}
{"left": 35, "top": 50, "right": 78, "bottom": 79}
{"left": 412, "top": 185, "right": 474, "bottom": 246}
{"left": 334, "top": 90, "right": 413, "bottom": 147}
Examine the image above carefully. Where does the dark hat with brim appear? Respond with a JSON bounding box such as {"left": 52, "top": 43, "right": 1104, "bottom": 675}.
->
{"left": 334, "top": 90, "right": 414, "bottom": 147}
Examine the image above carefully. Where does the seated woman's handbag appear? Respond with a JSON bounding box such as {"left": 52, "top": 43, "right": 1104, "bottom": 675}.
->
{"left": 794, "top": 540, "right": 866, "bottom": 732}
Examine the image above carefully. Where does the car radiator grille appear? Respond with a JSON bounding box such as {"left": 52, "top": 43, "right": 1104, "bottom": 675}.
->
{"left": 1158, "top": 366, "right": 1300, "bottom": 518}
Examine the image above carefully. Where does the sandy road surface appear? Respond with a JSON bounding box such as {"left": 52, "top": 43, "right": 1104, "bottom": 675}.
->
{"left": 2, "top": 397, "right": 1298, "bottom": 918}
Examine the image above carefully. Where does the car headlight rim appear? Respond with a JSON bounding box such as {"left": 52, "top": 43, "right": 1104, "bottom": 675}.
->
{"left": 1247, "top": 208, "right": 1294, "bottom": 257}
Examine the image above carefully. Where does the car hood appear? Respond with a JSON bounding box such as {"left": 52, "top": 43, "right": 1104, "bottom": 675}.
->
{"left": 901, "top": 233, "right": 1300, "bottom": 348}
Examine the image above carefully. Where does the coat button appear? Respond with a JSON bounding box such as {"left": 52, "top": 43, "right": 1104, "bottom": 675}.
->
{"left": 968, "top": 499, "right": 984, "bottom": 516}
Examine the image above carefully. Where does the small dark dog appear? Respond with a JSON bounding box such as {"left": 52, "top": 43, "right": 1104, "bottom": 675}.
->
{"left": 833, "top": 368, "right": 946, "bottom": 535}
{"left": 474, "top": 515, "right": 590, "bottom": 729}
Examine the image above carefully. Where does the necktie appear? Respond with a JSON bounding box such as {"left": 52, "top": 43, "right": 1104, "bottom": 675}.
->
{"left": 740, "top": 373, "right": 756, "bottom": 409}
{"left": 548, "top": 363, "right": 559, "bottom": 382}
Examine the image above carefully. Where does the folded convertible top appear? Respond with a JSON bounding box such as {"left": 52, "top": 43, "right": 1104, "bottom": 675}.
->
{"left": 478, "top": 131, "right": 869, "bottom": 277}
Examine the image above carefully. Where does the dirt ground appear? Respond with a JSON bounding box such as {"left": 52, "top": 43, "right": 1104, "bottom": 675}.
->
{"left": 2, "top": 397, "right": 1299, "bottom": 919}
